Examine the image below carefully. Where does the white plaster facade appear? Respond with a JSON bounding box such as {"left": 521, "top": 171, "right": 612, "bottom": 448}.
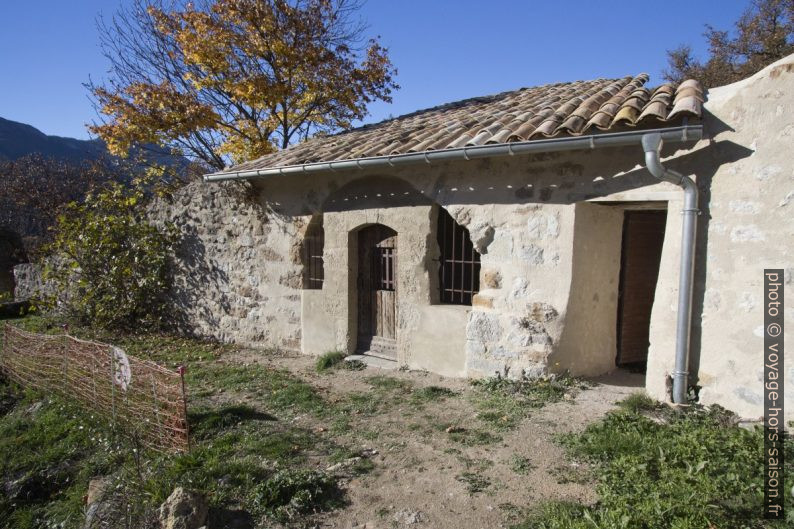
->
{"left": 150, "top": 55, "right": 794, "bottom": 421}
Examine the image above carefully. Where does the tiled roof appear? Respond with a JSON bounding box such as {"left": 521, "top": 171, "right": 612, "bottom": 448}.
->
{"left": 228, "top": 74, "right": 703, "bottom": 173}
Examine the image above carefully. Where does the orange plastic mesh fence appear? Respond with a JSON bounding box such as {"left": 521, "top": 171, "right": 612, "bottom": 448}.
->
{"left": 0, "top": 324, "right": 189, "bottom": 453}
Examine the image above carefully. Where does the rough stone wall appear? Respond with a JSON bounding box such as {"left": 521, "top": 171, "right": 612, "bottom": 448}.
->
{"left": 148, "top": 181, "right": 305, "bottom": 349}
{"left": 450, "top": 202, "right": 573, "bottom": 379}
{"left": 0, "top": 229, "right": 26, "bottom": 297}
{"left": 12, "top": 263, "right": 45, "bottom": 301}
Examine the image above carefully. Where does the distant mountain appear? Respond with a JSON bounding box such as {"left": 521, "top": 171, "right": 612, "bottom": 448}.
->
{"left": 0, "top": 117, "right": 105, "bottom": 162}
{"left": 0, "top": 116, "right": 186, "bottom": 167}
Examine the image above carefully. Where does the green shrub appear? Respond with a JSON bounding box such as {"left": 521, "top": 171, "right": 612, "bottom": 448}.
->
{"left": 315, "top": 351, "right": 347, "bottom": 372}
{"left": 43, "top": 178, "right": 177, "bottom": 330}
{"left": 250, "top": 468, "right": 340, "bottom": 520}
{"left": 517, "top": 399, "right": 794, "bottom": 528}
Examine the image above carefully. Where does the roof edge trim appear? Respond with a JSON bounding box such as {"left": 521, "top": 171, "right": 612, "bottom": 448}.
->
{"left": 203, "top": 125, "right": 703, "bottom": 183}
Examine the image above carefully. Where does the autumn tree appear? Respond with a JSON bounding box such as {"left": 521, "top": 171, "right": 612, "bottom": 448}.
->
{"left": 664, "top": 0, "right": 794, "bottom": 88}
{"left": 0, "top": 155, "right": 116, "bottom": 251}
{"left": 89, "top": 0, "right": 398, "bottom": 170}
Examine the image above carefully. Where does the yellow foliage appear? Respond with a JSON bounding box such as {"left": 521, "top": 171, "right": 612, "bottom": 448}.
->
{"left": 90, "top": 0, "right": 397, "bottom": 169}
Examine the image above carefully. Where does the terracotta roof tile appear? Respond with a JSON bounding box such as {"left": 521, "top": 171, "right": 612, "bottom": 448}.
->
{"left": 226, "top": 74, "right": 703, "bottom": 174}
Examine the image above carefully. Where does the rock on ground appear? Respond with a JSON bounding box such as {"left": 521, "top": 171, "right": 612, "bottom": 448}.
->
{"left": 158, "top": 487, "right": 209, "bottom": 529}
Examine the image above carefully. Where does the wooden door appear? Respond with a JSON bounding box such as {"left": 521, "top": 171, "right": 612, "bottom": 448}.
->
{"left": 616, "top": 210, "right": 667, "bottom": 367}
{"left": 357, "top": 225, "right": 397, "bottom": 359}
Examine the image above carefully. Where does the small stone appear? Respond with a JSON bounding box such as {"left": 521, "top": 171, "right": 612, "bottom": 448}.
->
{"left": 472, "top": 294, "right": 493, "bottom": 309}
{"left": 466, "top": 312, "right": 502, "bottom": 342}
{"left": 481, "top": 269, "right": 502, "bottom": 289}
{"left": 85, "top": 477, "right": 109, "bottom": 506}
{"left": 158, "top": 487, "right": 208, "bottom": 529}
{"left": 25, "top": 401, "right": 43, "bottom": 415}
{"left": 393, "top": 509, "right": 426, "bottom": 525}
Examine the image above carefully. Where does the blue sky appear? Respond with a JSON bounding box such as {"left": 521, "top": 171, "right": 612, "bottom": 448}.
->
{"left": 0, "top": 0, "right": 750, "bottom": 140}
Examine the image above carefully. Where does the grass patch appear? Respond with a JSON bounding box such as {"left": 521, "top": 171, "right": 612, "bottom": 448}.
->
{"left": 192, "top": 363, "right": 325, "bottom": 416}
{"left": 456, "top": 472, "right": 491, "bottom": 494}
{"left": 458, "top": 456, "right": 494, "bottom": 472}
{"left": 509, "top": 455, "right": 534, "bottom": 475}
{"left": 471, "top": 373, "right": 590, "bottom": 430}
{"left": 410, "top": 385, "right": 457, "bottom": 405}
{"left": 511, "top": 502, "right": 587, "bottom": 529}
{"left": 617, "top": 391, "right": 659, "bottom": 413}
{"left": 444, "top": 425, "right": 502, "bottom": 446}
{"left": 366, "top": 375, "right": 413, "bottom": 392}
{"left": 515, "top": 397, "right": 794, "bottom": 528}
{"left": 549, "top": 463, "right": 590, "bottom": 485}
{"left": 315, "top": 351, "right": 347, "bottom": 372}
{"left": 0, "top": 379, "right": 129, "bottom": 528}
{"left": 0, "top": 316, "right": 351, "bottom": 527}
{"left": 327, "top": 375, "right": 415, "bottom": 419}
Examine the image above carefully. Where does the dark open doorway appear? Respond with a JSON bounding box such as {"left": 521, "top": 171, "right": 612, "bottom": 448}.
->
{"left": 356, "top": 224, "right": 398, "bottom": 360}
{"left": 616, "top": 210, "right": 667, "bottom": 370}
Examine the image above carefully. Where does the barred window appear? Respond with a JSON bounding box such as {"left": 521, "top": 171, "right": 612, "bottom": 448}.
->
{"left": 302, "top": 220, "right": 324, "bottom": 290}
{"left": 437, "top": 208, "right": 480, "bottom": 305}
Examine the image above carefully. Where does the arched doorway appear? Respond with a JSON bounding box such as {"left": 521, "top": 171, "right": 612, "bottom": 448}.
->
{"left": 356, "top": 224, "right": 397, "bottom": 359}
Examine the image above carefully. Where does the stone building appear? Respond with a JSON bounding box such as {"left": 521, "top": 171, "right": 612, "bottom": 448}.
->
{"left": 149, "top": 55, "right": 793, "bottom": 421}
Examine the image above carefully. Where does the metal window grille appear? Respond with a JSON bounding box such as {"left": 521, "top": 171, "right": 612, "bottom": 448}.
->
{"left": 438, "top": 208, "right": 480, "bottom": 305}
{"left": 373, "top": 246, "right": 396, "bottom": 291}
{"left": 302, "top": 224, "right": 324, "bottom": 289}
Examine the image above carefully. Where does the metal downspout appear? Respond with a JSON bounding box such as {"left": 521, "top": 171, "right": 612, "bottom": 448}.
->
{"left": 641, "top": 133, "right": 699, "bottom": 404}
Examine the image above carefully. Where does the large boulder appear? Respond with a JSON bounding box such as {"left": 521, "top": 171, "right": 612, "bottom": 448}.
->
{"left": 13, "top": 263, "right": 44, "bottom": 301}
{"left": 158, "top": 487, "right": 209, "bottom": 529}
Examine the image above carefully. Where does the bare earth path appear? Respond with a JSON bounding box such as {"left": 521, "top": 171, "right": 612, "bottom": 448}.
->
{"left": 220, "top": 350, "right": 643, "bottom": 529}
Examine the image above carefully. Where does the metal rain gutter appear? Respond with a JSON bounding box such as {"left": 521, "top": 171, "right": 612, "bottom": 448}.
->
{"left": 642, "top": 132, "right": 699, "bottom": 405}
{"left": 203, "top": 125, "right": 703, "bottom": 182}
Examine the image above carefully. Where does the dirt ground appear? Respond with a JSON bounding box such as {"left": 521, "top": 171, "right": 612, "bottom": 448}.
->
{"left": 218, "top": 349, "right": 644, "bottom": 529}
